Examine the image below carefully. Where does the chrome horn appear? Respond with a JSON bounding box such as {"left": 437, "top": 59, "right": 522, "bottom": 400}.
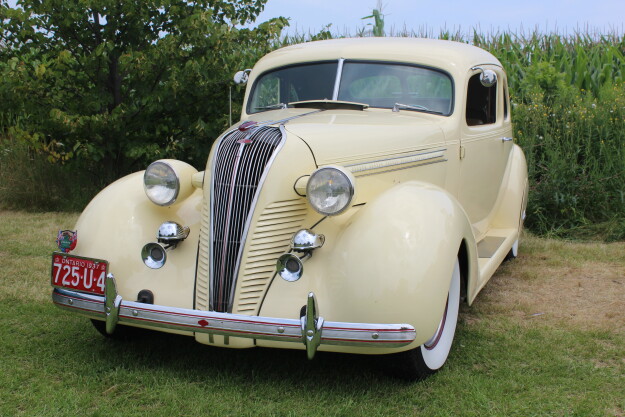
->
{"left": 141, "top": 242, "right": 167, "bottom": 269}
{"left": 141, "top": 221, "right": 190, "bottom": 269}
{"left": 276, "top": 253, "right": 305, "bottom": 282}
{"left": 276, "top": 229, "right": 325, "bottom": 282}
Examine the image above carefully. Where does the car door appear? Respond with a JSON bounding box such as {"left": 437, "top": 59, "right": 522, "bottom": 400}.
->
{"left": 458, "top": 66, "right": 513, "bottom": 237}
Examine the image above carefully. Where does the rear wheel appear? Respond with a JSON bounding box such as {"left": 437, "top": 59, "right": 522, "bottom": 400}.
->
{"left": 388, "top": 259, "right": 461, "bottom": 380}
{"left": 504, "top": 239, "right": 519, "bottom": 261}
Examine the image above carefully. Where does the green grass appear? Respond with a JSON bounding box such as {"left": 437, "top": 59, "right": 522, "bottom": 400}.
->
{"left": 1, "top": 212, "right": 624, "bottom": 416}
{"left": 0, "top": 138, "right": 103, "bottom": 212}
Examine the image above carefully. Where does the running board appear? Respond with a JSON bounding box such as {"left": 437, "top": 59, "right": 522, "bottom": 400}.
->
{"left": 477, "top": 236, "right": 506, "bottom": 258}
{"left": 474, "top": 228, "right": 518, "bottom": 295}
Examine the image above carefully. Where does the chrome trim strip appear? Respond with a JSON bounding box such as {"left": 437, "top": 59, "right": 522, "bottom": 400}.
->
{"left": 345, "top": 149, "right": 446, "bottom": 174}
{"left": 354, "top": 158, "right": 448, "bottom": 178}
{"left": 53, "top": 288, "right": 416, "bottom": 351}
{"left": 244, "top": 109, "right": 324, "bottom": 130}
{"left": 332, "top": 58, "right": 345, "bottom": 100}
{"left": 208, "top": 129, "right": 221, "bottom": 311}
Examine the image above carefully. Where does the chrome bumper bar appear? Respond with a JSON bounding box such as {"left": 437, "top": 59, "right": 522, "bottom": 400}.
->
{"left": 52, "top": 274, "right": 416, "bottom": 359}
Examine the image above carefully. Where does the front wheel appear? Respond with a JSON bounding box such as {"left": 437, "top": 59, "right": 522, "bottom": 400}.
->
{"left": 91, "top": 319, "right": 149, "bottom": 340}
{"left": 387, "top": 259, "right": 461, "bottom": 380}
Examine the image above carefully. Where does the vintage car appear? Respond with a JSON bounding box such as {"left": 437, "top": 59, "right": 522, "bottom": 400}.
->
{"left": 51, "top": 37, "right": 528, "bottom": 380}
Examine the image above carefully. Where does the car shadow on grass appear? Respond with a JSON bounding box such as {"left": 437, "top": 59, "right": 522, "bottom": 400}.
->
{"left": 62, "top": 319, "right": 415, "bottom": 388}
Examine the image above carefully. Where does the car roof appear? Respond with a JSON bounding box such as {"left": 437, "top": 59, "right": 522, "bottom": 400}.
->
{"left": 250, "top": 37, "right": 502, "bottom": 81}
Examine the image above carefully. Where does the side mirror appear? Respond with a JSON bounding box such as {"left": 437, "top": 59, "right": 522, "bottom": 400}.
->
{"left": 233, "top": 69, "right": 252, "bottom": 85}
{"left": 472, "top": 67, "right": 498, "bottom": 87}
{"left": 480, "top": 69, "right": 497, "bottom": 87}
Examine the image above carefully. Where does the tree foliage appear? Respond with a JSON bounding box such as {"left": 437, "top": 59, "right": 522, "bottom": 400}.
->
{"left": 0, "top": 0, "right": 287, "bottom": 177}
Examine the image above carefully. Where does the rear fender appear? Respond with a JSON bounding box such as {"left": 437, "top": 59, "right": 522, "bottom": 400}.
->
{"left": 491, "top": 144, "right": 529, "bottom": 231}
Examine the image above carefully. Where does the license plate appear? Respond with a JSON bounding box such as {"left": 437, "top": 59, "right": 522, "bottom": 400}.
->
{"left": 51, "top": 252, "right": 108, "bottom": 295}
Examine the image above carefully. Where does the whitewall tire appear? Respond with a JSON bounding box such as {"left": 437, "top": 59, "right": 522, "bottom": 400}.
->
{"left": 420, "top": 259, "right": 461, "bottom": 370}
{"left": 387, "top": 258, "right": 461, "bottom": 380}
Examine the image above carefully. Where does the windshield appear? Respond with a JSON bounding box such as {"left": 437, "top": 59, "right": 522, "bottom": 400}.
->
{"left": 248, "top": 62, "right": 338, "bottom": 112}
{"left": 248, "top": 60, "right": 453, "bottom": 115}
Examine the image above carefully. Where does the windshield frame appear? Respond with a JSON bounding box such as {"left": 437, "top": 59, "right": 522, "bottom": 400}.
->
{"left": 246, "top": 59, "right": 455, "bottom": 116}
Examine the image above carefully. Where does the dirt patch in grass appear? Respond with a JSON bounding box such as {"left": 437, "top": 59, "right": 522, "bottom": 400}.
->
{"left": 468, "top": 233, "right": 625, "bottom": 333}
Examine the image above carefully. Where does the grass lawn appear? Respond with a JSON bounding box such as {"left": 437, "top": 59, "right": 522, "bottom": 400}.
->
{"left": 1, "top": 211, "right": 624, "bottom": 417}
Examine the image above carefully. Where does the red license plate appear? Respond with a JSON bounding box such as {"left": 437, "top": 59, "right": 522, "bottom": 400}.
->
{"left": 51, "top": 252, "right": 108, "bottom": 295}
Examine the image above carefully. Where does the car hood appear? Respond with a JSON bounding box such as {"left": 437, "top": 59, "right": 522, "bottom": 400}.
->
{"left": 248, "top": 108, "right": 447, "bottom": 166}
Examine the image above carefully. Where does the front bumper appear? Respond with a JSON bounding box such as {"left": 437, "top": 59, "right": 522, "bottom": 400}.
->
{"left": 52, "top": 274, "right": 416, "bottom": 359}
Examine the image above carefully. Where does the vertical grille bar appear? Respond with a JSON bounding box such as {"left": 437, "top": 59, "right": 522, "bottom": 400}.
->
{"left": 209, "top": 126, "right": 284, "bottom": 312}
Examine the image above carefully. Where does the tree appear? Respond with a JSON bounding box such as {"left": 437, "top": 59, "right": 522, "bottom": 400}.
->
{"left": 0, "top": 0, "right": 287, "bottom": 178}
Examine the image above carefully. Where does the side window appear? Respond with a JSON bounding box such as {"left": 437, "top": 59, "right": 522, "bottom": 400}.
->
{"left": 466, "top": 73, "right": 497, "bottom": 126}
{"left": 503, "top": 80, "right": 509, "bottom": 120}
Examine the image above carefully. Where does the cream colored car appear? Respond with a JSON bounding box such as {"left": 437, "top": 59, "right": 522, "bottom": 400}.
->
{"left": 51, "top": 38, "right": 528, "bottom": 380}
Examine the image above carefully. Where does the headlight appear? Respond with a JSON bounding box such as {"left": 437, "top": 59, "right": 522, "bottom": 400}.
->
{"left": 306, "top": 166, "right": 355, "bottom": 215}
{"left": 144, "top": 161, "right": 180, "bottom": 206}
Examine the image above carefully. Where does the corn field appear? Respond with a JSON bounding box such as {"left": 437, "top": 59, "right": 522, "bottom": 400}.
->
{"left": 466, "top": 31, "right": 625, "bottom": 239}
{"left": 474, "top": 32, "right": 625, "bottom": 96}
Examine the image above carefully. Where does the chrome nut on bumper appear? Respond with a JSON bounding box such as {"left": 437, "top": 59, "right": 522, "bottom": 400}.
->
{"left": 52, "top": 276, "right": 416, "bottom": 358}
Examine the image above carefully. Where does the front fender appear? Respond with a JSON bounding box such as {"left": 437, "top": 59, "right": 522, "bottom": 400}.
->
{"left": 72, "top": 161, "right": 202, "bottom": 313}
{"left": 324, "top": 181, "right": 475, "bottom": 346}
{"left": 259, "top": 181, "right": 476, "bottom": 352}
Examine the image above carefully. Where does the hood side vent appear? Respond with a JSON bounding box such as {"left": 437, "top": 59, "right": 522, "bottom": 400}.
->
{"left": 236, "top": 199, "right": 307, "bottom": 314}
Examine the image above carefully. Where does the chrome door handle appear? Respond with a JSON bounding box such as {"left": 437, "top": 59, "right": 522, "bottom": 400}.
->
{"left": 501, "top": 137, "right": 513, "bottom": 142}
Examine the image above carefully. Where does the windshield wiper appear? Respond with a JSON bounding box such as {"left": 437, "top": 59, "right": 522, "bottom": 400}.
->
{"left": 392, "top": 103, "right": 442, "bottom": 115}
{"left": 290, "top": 100, "right": 369, "bottom": 111}
{"left": 254, "top": 103, "right": 288, "bottom": 110}
{"left": 255, "top": 100, "right": 370, "bottom": 112}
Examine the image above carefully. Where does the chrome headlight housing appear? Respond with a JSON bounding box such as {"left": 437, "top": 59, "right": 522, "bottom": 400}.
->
{"left": 144, "top": 161, "right": 180, "bottom": 206}
{"left": 306, "top": 166, "right": 355, "bottom": 216}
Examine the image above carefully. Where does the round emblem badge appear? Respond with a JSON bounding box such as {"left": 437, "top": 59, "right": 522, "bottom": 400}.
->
{"left": 56, "top": 230, "right": 77, "bottom": 253}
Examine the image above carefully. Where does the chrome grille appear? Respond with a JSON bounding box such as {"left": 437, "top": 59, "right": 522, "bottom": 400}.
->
{"left": 210, "top": 126, "right": 284, "bottom": 312}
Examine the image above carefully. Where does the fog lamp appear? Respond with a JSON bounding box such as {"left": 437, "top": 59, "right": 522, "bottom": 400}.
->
{"left": 157, "top": 221, "right": 190, "bottom": 246}
{"left": 291, "top": 229, "right": 325, "bottom": 252}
